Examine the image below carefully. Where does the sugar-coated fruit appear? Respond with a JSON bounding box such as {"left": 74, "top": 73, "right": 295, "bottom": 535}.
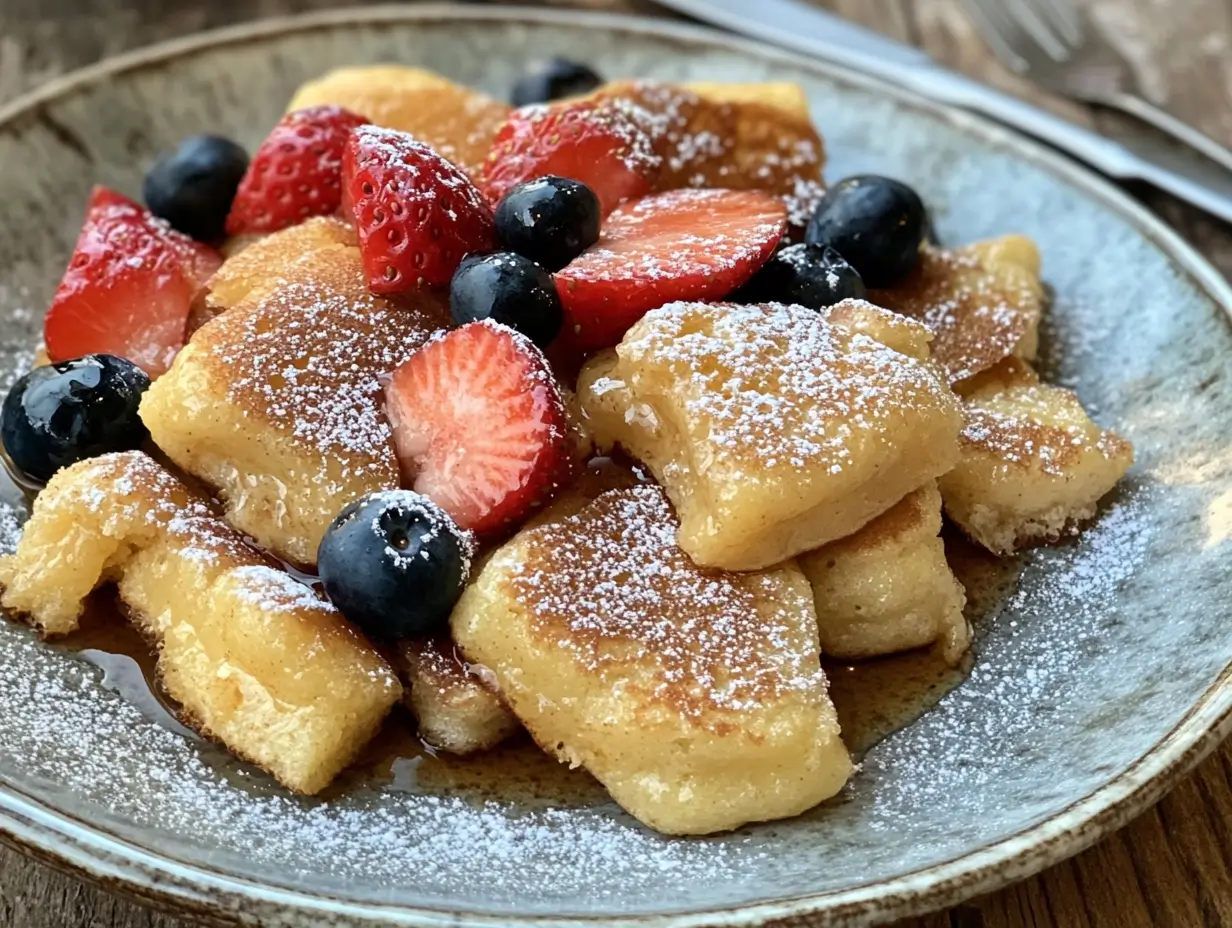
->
{"left": 384, "top": 321, "right": 576, "bottom": 535}
{"left": 343, "top": 125, "right": 495, "bottom": 292}
{"left": 737, "top": 243, "right": 866, "bottom": 310}
{"left": 510, "top": 58, "right": 603, "bottom": 107}
{"left": 481, "top": 99, "right": 658, "bottom": 216}
{"left": 450, "top": 253, "right": 563, "bottom": 348}
{"left": 1, "top": 355, "right": 150, "bottom": 484}
{"left": 494, "top": 176, "right": 601, "bottom": 272}
{"left": 805, "top": 175, "right": 928, "bottom": 288}
{"left": 143, "top": 135, "right": 249, "bottom": 242}
{"left": 317, "top": 491, "right": 473, "bottom": 641}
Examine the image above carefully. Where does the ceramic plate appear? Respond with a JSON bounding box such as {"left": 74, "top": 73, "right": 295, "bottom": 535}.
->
{"left": 1, "top": 6, "right": 1230, "bottom": 927}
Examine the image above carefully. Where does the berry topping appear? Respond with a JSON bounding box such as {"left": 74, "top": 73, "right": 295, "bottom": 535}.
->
{"left": 805, "top": 175, "right": 928, "bottom": 288}
{"left": 343, "top": 125, "right": 496, "bottom": 293}
{"left": 384, "top": 321, "right": 574, "bottom": 535}
{"left": 44, "top": 186, "right": 222, "bottom": 377}
{"left": 225, "top": 105, "right": 368, "bottom": 236}
{"left": 481, "top": 99, "right": 659, "bottom": 216}
{"left": 554, "top": 188, "right": 787, "bottom": 352}
{"left": 494, "top": 175, "right": 601, "bottom": 272}
{"left": 510, "top": 58, "right": 604, "bottom": 107}
{"left": 143, "top": 134, "right": 249, "bottom": 242}
{"left": 1, "top": 355, "right": 150, "bottom": 484}
{"left": 736, "top": 243, "right": 866, "bottom": 310}
{"left": 450, "top": 253, "right": 563, "bottom": 349}
{"left": 317, "top": 490, "right": 474, "bottom": 641}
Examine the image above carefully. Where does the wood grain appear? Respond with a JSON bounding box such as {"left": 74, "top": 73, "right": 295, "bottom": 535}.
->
{"left": 0, "top": 1, "right": 1229, "bottom": 926}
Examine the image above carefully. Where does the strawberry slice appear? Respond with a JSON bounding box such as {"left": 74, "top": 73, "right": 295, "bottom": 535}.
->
{"left": 343, "top": 125, "right": 495, "bottom": 293}
{"left": 481, "top": 99, "right": 660, "bottom": 215}
{"left": 44, "top": 186, "right": 222, "bottom": 377}
{"left": 555, "top": 188, "right": 787, "bottom": 352}
{"left": 384, "top": 321, "right": 574, "bottom": 535}
{"left": 225, "top": 105, "right": 367, "bottom": 236}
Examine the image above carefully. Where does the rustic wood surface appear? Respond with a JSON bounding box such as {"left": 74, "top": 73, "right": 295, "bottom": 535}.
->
{"left": 0, "top": 1, "right": 1229, "bottom": 926}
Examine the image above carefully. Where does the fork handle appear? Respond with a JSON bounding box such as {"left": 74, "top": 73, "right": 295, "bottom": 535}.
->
{"left": 1104, "top": 92, "right": 1232, "bottom": 176}
{"left": 911, "top": 67, "right": 1232, "bottom": 224}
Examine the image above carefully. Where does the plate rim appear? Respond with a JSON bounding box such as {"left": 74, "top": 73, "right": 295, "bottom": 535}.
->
{"left": 0, "top": 4, "right": 1230, "bottom": 927}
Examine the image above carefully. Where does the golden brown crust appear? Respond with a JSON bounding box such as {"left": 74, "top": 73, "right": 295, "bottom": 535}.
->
{"left": 286, "top": 66, "right": 509, "bottom": 178}
{"left": 142, "top": 242, "right": 450, "bottom": 563}
{"left": 871, "top": 237, "right": 1043, "bottom": 384}
{"left": 590, "top": 80, "right": 826, "bottom": 228}
{"left": 0, "top": 452, "right": 400, "bottom": 793}
{"left": 512, "top": 486, "right": 803, "bottom": 731}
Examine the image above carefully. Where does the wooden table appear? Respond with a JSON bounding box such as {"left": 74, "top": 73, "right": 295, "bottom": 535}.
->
{"left": 0, "top": 1, "right": 1229, "bottom": 925}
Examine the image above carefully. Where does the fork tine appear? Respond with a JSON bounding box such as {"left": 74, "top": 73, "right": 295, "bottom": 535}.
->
{"left": 960, "top": 0, "right": 1032, "bottom": 71}
{"left": 1021, "top": 0, "right": 1084, "bottom": 47}
{"left": 1003, "top": 0, "right": 1072, "bottom": 61}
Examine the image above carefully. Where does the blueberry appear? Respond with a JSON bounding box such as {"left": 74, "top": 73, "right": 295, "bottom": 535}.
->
{"left": 143, "top": 134, "right": 249, "bottom": 242}
{"left": 1, "top": 355, "right": 150, "bottom": 484}
{"left": 495, "top": 176, "right": 601, "bottom": 272}
{"left": 511, "top": 58, "right": 603, "bottom": 107}
{"left": 737, "top": 244, "right": 866, "bottom": 310}
{"left": 450, "top": 252, "right": 563, "bottom": 348}
{"left": 805, "top": 175, "right": 928, "bottom": 288}
{"left": 317, "top": 491, "right": 473, "bottom": 641}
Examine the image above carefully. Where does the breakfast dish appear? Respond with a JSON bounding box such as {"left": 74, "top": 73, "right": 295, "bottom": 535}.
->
{"left": 0, "top": 55, "right": 1135, "bottom": 837}
{"left": 0, "top": 451, "right": 400, "bottom": 793}
{"left": 401, "top": 635, "right": 519, "bottom": 755}
{"left": 798, "top": 482, "right": 970, "bottom": 665}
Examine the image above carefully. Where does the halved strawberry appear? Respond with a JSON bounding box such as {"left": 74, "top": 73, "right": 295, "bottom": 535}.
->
{"left": 44, "top": 186, "right": 222, "bottom": 377}
{"left": 555, "top": 188, "right": 787, "bottom": 352}
{"left": 481, "top": 99, "right": 660, "bottom": 215}
{"left": 225, "top": 105, "right": 368, "bottom": 236}
{"left": 343, "top": 126, "right": 495, "bottom": 293}
{"left": 384, "top": 321, "right": 574, "bottom": 535}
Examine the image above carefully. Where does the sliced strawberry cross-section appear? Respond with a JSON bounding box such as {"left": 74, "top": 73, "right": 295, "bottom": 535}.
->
{"left": 343, "top": 125, "right": 495, "bottom": 293}
{"left": 44, "top": 186, "right": 222, "bottom": 377}
{"left": 481, "top": 99, "right": 660, "bottom": 215}
{"left": 554, "top": 188, "right": 787, "bottom": 353}
{"left": 225, "top": 104, "right": 368, "bottom": 236}
{"left": 384, "top": 321, "right": 575, "bottom": 535}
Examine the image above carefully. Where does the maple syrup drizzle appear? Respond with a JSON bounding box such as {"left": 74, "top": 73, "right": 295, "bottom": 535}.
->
{"left": 2, "top": 450, "right": 1025, "bottom": 801}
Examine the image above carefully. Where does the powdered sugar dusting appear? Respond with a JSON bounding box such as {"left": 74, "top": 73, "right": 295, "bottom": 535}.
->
{"left": 352, "top": 488, "right": 476, "bottom": 577}
{"left": 594, "top": 81, "right": 826, "bottom": 227}
{"left": 211, "top": 260, "right": 446, "bottom": 477}
{"left": 230, "top": 564, "right": 331, "bottom": 614}
{"left": 617, "top": 301, "right": 954, "bottom": 477}
{"left": 563, "top": 188, "right": 784, "bottom": 284}
{"left": 509, "top": 485, "right": 821, "bottom": 722}
{"left": 865, "top": 493, "right": 1155, "bottom": 824}
{"left": 871, "top": 245, "right": 1040, "bottom": 384}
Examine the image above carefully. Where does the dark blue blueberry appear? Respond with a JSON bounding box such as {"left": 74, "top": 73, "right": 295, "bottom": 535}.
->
{"left": 805, "top": 175, "right": 928, "bottom": 288}
{"left": 450, "top": 252, "right": 563, "bottom": 348}
{"left": 494, "top": 176, "right": 601, "bottom": 272}
{"left": 1, "top": 355, "right": 150, "bottom": 484}
{"left": 317, "top": 491, "right": 473, "bottom": 641}
{"left": 735, "top": 244, "right": 865, "bottom": 310}
{"left": 143, "top": 134, "right": 249, "bottom": 242}
{"left": 511, "top": 58, "right": 603, "bottom": 107}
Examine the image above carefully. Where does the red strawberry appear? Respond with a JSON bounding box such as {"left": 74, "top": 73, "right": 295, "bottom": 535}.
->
{"left": 343, "top": 126, "right": 495, "bottom": 293}
{"left": 555, "top": 188, "right": 787, "bottom": 352}
{"left": 44, "top": 186, "right": 222, "bottom": 377}
{"left": 384, "top": 321, "right": 574, "bottom": 535}
{"left": 481, "top": 100, "right": 660, "bottom": 215}
{"left": 225, "top": 105, "right": 367, "bottom": 236}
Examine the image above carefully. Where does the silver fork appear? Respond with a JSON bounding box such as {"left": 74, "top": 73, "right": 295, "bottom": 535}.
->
{"left": 961, "top": 0, "right": 1232, "bottom": 174}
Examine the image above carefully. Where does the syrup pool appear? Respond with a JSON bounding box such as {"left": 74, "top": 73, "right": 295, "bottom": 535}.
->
{"left": 1, "top": 451, "right": 1025, "bottom": 804}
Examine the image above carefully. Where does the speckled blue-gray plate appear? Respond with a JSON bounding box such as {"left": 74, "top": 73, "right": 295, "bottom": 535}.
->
{"left": 0, "top": 6, "right": 1230, "bottom": 928}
